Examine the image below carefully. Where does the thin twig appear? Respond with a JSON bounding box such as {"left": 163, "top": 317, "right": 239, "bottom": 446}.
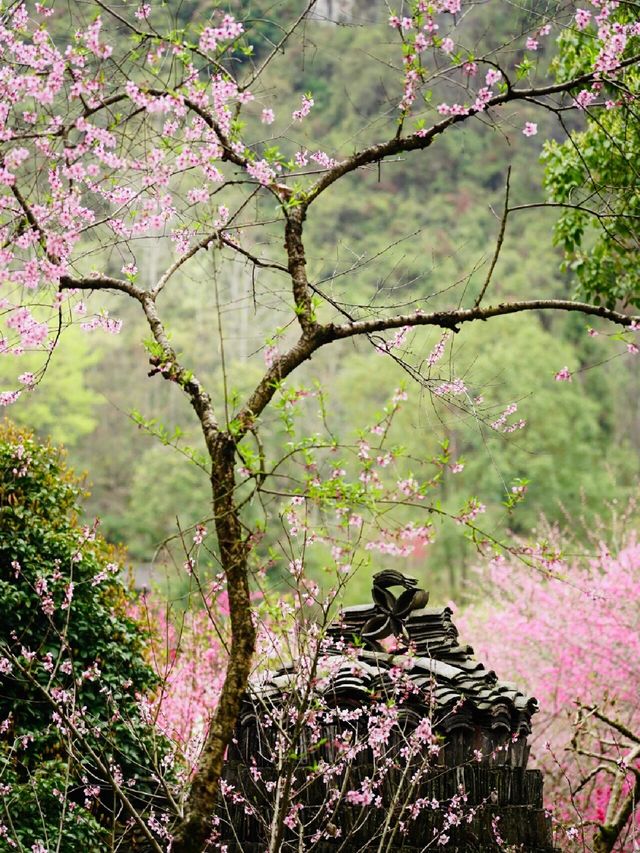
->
{"left": 474, "top": 167, "right": 510, "bottom": 308}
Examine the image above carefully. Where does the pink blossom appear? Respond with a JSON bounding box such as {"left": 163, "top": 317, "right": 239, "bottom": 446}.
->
{"left": 187, "top": 188, "right": 209, "bottom": 204}
{"left": 264, "top": 344, "right": 279, "bottom": 368}
{"left": 376, "top": 325, "right": 409, "bottom": 355}
{"left": 459, "top": 536, "right": 640, "bottom": 835}
{"left": 491, "top": 402, "right": 519, "bottom": 432}
{"left": 575, "top": 8, "right": 592, "bottom": 30}
{"left": 472, "top": 87, "right": 493, "bottom": 112}
{"left": 433, "top": 378, "right": 467, "bottom": 397}
{"left": 440, "top": 37, "right": 455, "bottom": 55}
{"left": 193, "top": 524, "right": 207, "bottom": 544}
{"left": 426, "top": 332, "right": 449, "bottom": 367}
{"left": 292, "top": 94, "right": 314, "bottom": 122}
{"left": 526, "top": 37, "right": 539, "bottom": 50}
{"left": 554, "top": 366, "right": 572, "bottom": 382}
{"left": 0, "top": 391, "right": 20, "bottom": 406}
{"left": 485, "top": 69, "right": 502, "bottom": 86}
{"left": 261, "top": 108, "right": 275, "bottom": 125}
{"left": 574, "top": 89, "right": 596, "bottom": 110}
{"left": 246, "top": 159, "right": 275, "bottom": 186}
{"left": 199, "top": 15, "right": 244, "bottom": 52}
{"left": 310, "top": 151, "right": 337, "bottom": 169}
{"left": 522, "top": 122, "right": 538, "bottom": 137}
{"left": 455, "top": 498, "right": 486, "bottom": 525}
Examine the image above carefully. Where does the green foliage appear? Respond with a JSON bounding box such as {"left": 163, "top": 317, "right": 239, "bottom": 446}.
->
{"left": 0, "top": 328, "right": 102, "bottom": 446}
{"left": 120, "top": 443, "right": 211, "bottom": 559}
{"left": 1, "top": 760, "right": 106, "bottom": 849}
{"left": 0, "top": 423, "right": 170, "bottom": 851}
{"left": 544, "top": 18, "right": 640, "bottom": 308}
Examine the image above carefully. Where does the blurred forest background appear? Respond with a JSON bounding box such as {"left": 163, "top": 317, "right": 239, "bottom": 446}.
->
{"left": 4, "top": 0, "right": 638, "bottom": 603}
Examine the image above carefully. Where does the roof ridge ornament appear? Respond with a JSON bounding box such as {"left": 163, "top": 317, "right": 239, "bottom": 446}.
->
{"left": 360, "top": 569, "right": 430, "bottom": 652}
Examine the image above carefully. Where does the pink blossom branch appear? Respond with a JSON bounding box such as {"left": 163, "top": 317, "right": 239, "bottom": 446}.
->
{"left": 3, "top": 647, "right": 165, "bottom": 853}
{"left": 238, "top": 298, "right": 640, "bottom": 434}
{"left": 303, "top": 51, "right": 640, "bottom": 206}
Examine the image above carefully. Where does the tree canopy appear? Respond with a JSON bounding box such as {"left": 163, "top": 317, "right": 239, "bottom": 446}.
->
{"left": 1, "top": 0, "right": 640, "bottom": 848}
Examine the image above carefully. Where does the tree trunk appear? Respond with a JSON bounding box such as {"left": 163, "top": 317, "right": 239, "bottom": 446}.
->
{"left": 173, "top": 432, "right": 256, "bottom": 852}
{"left": 593, "top": 783, "right": 639, "bottom": 853}
{"left": 594, "top": 828, "right": 616, "bottom": 853}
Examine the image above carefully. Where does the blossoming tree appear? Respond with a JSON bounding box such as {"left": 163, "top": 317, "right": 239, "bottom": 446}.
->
{"left": 459, "top": 531, "right": 640, "bottom": 851}
{"left": 1, "top": 0, "right": 640, "bottom": 848}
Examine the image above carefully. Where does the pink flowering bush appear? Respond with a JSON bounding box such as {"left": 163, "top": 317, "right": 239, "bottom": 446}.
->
{"left": 143, "top": 592, "right": 229, "bottom": 772}
{"left": 459, "top": 535, "right": 640, "bottom": 850}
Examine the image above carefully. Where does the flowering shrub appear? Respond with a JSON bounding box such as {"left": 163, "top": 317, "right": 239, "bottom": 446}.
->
{"left": 458, "top": 536, "right": 640, "bottom": 850}
{"left": 145, "top": 593, "right": 228, "bottom": 772}
{"left": 0, "top": 423, "right": 171, "bottom": 850}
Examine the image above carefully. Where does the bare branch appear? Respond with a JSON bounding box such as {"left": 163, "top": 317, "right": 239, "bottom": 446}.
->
{"left": 580, "top": 704, "right": 640, "bottom": 745}
{"left": 474, "top": 167, "right": 510, "bottom": 308}
{"left": 240, "top": 0, "right": 319, "bottom": 91}
{"left": 325, "top": 299, "right": 640, "bottom": 340}
{"left": 140, "top": 294, "right": 219, "bottom": 441}
{"left": 60, "top": 273, "right": 144, "bottom": 300}
{"left": 219, "top": 236, "right": 288, "bottom": 273}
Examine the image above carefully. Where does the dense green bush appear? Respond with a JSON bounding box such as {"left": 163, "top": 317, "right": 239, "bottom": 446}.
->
{"left": 0, "top": 423, "right": 170, "bottom": 851}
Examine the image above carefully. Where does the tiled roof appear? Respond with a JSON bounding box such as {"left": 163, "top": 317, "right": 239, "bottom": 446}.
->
{"left": 249, "top": 592, "right": 538, "bottom": 765}
{"left": 325, "top": 603, "right": 538, "bottom": 737}
{"left": 222, "top": 575, "right": 554, "bottom": 851}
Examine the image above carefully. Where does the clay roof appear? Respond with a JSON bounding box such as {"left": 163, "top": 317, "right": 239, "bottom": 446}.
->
{"left": 249, "top": 601, "right": 537, "bottom": 743}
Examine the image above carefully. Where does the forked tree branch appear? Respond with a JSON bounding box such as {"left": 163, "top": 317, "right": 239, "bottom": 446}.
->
{"left": 237, "top": 298, "right": 640, "bottom": 432}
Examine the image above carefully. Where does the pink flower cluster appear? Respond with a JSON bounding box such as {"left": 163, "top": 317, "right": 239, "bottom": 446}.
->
{"left": 426, "top": 332, "right": 450, "bottom": 367}
{"left": 491, "top": 402, "right": 526, "bottom": 433}
{"left": 292, "top": 94, "right": 314, "bottom": 122}
{"left": 199, "top": 15, "right": 244, "bottom": 53}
